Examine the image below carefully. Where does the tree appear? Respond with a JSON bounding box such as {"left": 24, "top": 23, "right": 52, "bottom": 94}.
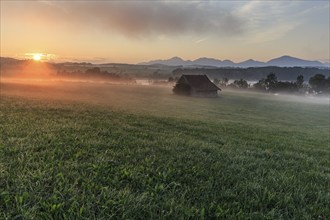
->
{"left": 309, "top": 74, "right": 329, "bottom": 93}
{"left": 296, "top": 75, "right": 304, "bottom": 89}
{"left": 221, "top": 77, "right": 229, "bottom": 86}
{"left": 86, "top": 67, "right": 101, "bottom": 74}
{"left": 232, "top": 79, "right": 249, "bottom": 89}
{"left": 213, "top": 78, "right": 220, "bottom": 85}
{"left": 275, "top": 81, "right": 297, "bottom": 93}
{"left": 265, "top": 73, "right": 278, "bottom": 91}
{"left": 253, "top": 78, "right": 266, "bottom": 91}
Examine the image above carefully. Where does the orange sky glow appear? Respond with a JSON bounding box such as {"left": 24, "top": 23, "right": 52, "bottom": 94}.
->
{"left": 1, "top": 1, "right": 329, "bottom": 64}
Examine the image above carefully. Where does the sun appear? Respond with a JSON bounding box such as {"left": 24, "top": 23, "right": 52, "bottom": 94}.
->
{"left": 33, "top": 54, "right": 42, "bottom": 61}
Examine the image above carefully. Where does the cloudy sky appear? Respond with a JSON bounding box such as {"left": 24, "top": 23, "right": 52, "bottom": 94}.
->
{"left": 1, "top": 1, "right": 329, "bottom": 63}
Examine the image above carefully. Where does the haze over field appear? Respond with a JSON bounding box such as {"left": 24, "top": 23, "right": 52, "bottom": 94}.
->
{"left": 1, "top": 1, "right": 329, "bottom": 64}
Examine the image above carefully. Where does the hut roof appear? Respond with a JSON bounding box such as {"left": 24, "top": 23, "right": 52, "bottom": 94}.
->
{"left": 179, "top": 75, "right": 221, "bottom": 91}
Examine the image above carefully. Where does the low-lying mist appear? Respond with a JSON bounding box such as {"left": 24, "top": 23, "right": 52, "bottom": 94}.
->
{"left": 1, "top": 77, "right": 173, "bottom": 113}
{"left": 1, "top": 76, "right": 329, "bottom": 131}
{"left": 1, "top": 62, "right": 56, "bottom": 79}
{"left": 2, "top": 77, "right": 329, "bottom": 106}
{"left": 273, "top": 92, "right": 329, "bottom": 105}
{"left": 222, "top": 87, "right": 329, "bottom": 105}
{"left": 1, "top": 59, "right": 328, "bottom": 117}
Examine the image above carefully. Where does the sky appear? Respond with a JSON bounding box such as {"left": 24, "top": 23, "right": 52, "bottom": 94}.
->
{"left": 1, "top": 1, "right": 329, "bottom": 64}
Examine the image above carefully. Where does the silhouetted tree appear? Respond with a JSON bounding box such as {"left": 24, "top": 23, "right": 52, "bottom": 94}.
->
{"left": 309, "top": 74, "right": 329, "bottom": 93}
{"left": 275, "top": 81, "right": 297, "bottom": 93}
{"left": 221, "top": 77, "right": 229, "bottom": 86}
{"left": 253, "top": 78, "right": 267, "bottom": 91}
{"left": 265, "top": 73, "right": 278, "bottom": 91}
{"left": 213, "top": 78, "right": 220, "bottom": 85}
{"left": 172, "top": 67, "right": 329, "bottom": 81}
{"left": 232, "top": 79, "right": 249, "bottom": 89}
{"left": 296, "top": 75, "right": 304, "bottom": 89}
{"left": 86, "top": 67, "right": 101, "bottom": 74}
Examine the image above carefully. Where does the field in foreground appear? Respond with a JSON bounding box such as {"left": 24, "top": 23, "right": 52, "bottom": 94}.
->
{"left": 1, "top": 80, "right": 329, "bottom": 219}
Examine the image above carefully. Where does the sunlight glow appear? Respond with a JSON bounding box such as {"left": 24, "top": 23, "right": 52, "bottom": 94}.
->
{"left": 33, "top": 54, "right": 42, "bottom": 61}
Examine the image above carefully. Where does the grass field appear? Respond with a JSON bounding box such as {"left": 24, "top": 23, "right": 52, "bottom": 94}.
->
{"left": 1, "top": 80, "right": 329, "bottom": 219}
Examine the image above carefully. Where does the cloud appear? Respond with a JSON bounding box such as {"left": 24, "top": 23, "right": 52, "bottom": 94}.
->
{"left": 195, "top": 38, "right": 208, "bottom": 44}
{"left": 234, "top": 1, "right": 329, "bottom": 43}
{"left": 250, "top": 24, "right": 297, "bottom": 43}
{"left": 34, "top": 1, "right": 246, "bottom": 38}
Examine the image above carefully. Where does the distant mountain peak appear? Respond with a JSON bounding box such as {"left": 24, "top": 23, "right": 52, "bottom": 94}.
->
{"left": 169, "top": 56, "right": 183, "bottom": 61}
{"left": 194, "top": 57, "right": 220, "bottom": 61}
{"left": 267, "top": 56, "right": 323, "bottom": 67}
{"left": 139, "top": 55, "right": 325, "bottom": 67}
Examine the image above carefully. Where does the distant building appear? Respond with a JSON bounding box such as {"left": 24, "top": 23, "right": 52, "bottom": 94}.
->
{"left": 173, "top": 74, "right": 221, "bottom": 97}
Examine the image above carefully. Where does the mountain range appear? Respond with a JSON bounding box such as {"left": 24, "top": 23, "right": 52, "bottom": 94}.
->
{"left": 139, "top": 55, "right": 326, "bottom": 68}
{"left": 1, "top": 56, "right": 328, "bottom": 68}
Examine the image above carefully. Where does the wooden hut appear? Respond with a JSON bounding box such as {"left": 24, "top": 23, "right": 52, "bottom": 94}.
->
{"left": 173, "top": 75, "right": 221, "bottom": 97}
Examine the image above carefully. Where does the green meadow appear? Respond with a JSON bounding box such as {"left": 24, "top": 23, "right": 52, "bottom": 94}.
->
{"left": 1, "top": 82, "right": 329, "bottom": 219}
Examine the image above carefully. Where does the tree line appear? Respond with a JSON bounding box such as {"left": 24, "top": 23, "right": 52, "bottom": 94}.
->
{"left": 56, "top": 67, "right": 134, "bottom": 82}
{"left": 172, "top": 66, "right": 330, "bottom": 81}
{"left": 212, "top": 73, "right": 330, "bottom": 95}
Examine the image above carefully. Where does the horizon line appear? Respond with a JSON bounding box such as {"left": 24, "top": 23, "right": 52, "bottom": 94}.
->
{"left": 1, "top": 55, "right": 329, "bottom": 65}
